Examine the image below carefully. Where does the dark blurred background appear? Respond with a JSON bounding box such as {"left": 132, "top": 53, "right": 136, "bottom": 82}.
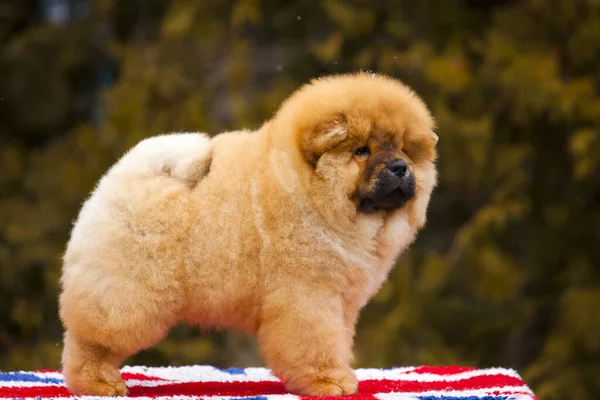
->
{"left": 1, "top": 1, "right": 599, "bottom": 399}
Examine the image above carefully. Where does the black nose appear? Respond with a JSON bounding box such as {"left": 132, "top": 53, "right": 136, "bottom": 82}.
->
{"left": 387, "top": 161, "right": 408, "bottom": 176}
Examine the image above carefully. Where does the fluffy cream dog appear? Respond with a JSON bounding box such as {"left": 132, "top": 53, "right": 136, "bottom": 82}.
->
{"left": 59, "top": 73, "right": 438, "bottom": 396}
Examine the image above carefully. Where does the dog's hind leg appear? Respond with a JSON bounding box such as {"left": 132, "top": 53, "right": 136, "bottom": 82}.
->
{"left": 59, "top": 261, "right": 181, "bottom": 396}
{"left": 62, "top": 331, "right": 130, "bottom": 396}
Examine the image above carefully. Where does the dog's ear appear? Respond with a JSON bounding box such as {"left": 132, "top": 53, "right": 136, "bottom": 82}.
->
{"left": 302, "top": 115, "right": 348, "bottom": 166}
{"left": 430, "top": 130, "right": 439, "bottom": 145}
{"left": 404, "top": 129, "right": 438, "bottom": 163}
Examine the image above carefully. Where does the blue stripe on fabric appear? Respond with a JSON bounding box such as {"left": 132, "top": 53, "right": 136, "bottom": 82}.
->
{"left": 0, "top": 371, "right": 63, "bottom": 384}
{"left": 231, "top": 397, "right": 269, "bottom": 400}
{"left": 418, "top": 397, "right": 511, "bottom": 400}
{"left": 222, "top": 367, "right": 246, "bottom": 375}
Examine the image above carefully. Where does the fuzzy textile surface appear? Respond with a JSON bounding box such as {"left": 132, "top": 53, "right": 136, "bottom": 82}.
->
{"left": 0, "top": 365, "right": 538, "bottom": 400}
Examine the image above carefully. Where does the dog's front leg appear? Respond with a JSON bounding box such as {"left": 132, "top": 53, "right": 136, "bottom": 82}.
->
{"left": 258, "top": 289, "right": 358, "bottom": 396}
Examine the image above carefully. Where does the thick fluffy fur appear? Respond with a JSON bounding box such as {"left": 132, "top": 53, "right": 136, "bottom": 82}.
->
{"left": 59, "top": 73, "right": 438, "bottom": 396}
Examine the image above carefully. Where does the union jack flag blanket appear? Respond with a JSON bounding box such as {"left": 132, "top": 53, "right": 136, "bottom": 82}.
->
{"left": 0, "top": 365, "right": 538, "bottom": 400}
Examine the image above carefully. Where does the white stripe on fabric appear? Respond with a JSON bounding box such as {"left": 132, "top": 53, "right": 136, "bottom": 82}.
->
{"left": 119, "top": 366, "right": 526, "bottom": 383}
{"left": 3, "top": 366, "right": 527, "bottom": 388}
{"left": 121, "top": 366, "right": 279, "bottom": 382}
{"left": 355, "top": 367, "right": 524, "bottom": 381}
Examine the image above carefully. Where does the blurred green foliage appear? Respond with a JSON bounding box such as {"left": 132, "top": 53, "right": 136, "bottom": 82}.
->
{"left": 1, "top": 1, "right": 599, "bottom": 399}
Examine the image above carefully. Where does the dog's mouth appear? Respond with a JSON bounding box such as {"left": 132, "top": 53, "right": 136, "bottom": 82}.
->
{"left": 357, "top": 174, "right": 416, "bottom": 213}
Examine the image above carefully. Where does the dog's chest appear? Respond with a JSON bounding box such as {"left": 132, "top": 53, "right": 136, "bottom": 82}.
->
{"left": 352, "top": 214, "right": 415, "bottom": 309}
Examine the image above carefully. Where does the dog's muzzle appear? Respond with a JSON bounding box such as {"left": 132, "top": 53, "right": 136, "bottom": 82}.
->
{"left": 358, "top": 161, "right": 416, "bottom": 213}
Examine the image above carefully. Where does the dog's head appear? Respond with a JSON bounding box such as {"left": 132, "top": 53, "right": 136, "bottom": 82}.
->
{"left": 275, "top": 73, "right": 438, "bottom": 222}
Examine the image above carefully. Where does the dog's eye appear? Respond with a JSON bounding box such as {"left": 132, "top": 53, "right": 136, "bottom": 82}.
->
{"left": 354, "top": 146, "right": 370, "bottom": 157}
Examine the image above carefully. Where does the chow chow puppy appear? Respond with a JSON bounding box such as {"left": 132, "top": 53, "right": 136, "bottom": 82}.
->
{"left": 59, "top": 73, "right": 438, "bottom": 397}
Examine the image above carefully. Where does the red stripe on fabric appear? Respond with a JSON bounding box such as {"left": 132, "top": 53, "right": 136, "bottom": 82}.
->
{"left": 358, "top": 374, "right": 526, "bottom": 393}
{"left": 489, "top": 390, "right": 538, "bottom": 399}
{"left": 130, "top": 380, "right": 287, "bottom": 397}
{"left": 121, "top": 372, "right": 166, "bottom": 381}
{"left": 0, "top": 374, "right": 527, "bottom": 398}
{"left": 0, "top": 381, "right": 287, "bottom": 398}
{"left": 411, "top": 366, "right": 477, "bottom": 375}
{"left": 31, "top": 370, "right": 165, "bottom": 382}
{"left": 0, "top": 386, "right": 71, "bottom": 398}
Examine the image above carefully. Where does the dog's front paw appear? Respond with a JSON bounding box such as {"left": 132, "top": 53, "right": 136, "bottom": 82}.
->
{"left": 287, "top": 367, "right": 358, "bottom": 396}
{"left": 65, "top": 374, "right": 129, "bottom": 397}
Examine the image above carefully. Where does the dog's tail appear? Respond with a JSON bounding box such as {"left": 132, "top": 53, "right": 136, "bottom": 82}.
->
{"left": 114, "top": 133, "right": 213, "bottom": 187}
